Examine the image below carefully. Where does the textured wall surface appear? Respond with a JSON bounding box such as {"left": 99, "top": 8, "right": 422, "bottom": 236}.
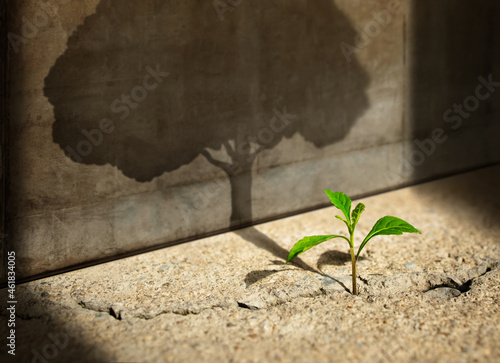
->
{"left": 2, "top": 0, "right": 499, "bottom": 282}
{"left": 407, "top": 0, "right": 500, "bottom": 182}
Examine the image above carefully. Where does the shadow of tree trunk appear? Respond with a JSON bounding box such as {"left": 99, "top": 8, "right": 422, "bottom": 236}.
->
{"left": 236, "top": 227, "right": 351, "bottom": 292}
{"left": 234, "top": 226, "right": 316, "bottom": 273}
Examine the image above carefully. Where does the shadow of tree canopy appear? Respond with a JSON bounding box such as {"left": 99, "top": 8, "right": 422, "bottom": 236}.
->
{"left": 44, "top": 0, "right": 369, "bottom": 227}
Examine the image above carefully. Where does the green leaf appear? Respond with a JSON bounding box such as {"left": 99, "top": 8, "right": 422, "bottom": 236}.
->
{"left": 356, "top": 216, "right": 421, "bottom": 260}
{"left": 335, "top": 215, "right": 350, "bottom": 229}
{"left": 287, "top": 235, "right": 351, "bottom": 263}
{"left": 351, "top": 203, "right": 365, "bottom": 230}
{"left": 324, "top": 190, "right": 352, "bottom": 224}
{"left": 335, "top": 215, "right": 347, "bottom": 223}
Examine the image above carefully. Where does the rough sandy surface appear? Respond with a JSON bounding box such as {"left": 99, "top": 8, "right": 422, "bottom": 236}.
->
{"left": 1, "top": 165, "right": 500, "bottom": 362}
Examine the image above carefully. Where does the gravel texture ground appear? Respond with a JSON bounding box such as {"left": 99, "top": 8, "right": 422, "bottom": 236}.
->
{"left": 1, "top": 165, "right": 499, "bottom": 362}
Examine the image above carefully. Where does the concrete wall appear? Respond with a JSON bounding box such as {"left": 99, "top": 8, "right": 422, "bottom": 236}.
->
{"left": 1, "top": 0, "right": 7, "bottom": 281}
{"left": 407, "top": 0, "right": 500, "bottom": 182}
{"left": 2, "top": 0, "right": 499, "bottom": 282}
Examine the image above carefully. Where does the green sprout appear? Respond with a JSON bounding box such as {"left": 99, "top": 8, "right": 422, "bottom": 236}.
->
{"left": 287, "top": 190, "right": 421, "bottom": 295}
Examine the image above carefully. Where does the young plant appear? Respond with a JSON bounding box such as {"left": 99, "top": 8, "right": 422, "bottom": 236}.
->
{"left": 287, "top": 190, "right": 421, "bottom": 295}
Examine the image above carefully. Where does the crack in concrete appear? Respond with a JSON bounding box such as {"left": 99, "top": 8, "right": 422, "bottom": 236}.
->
{"left": 15, "top": 313, "right": 45, "bottom": 321}
{"left": 73, "top": 262, "right": 499, "bottom": 321}
{"left": 77, "top": 301, "right": 124, "bottom": 320}
{"left": 75, "top": 285, "right": 336, "bottom": 320}
{"left": 424, "top": 265, "right": 495, "bottom": 294}
{"left": 77, "top": 300, "right": 228, "bottom": 321}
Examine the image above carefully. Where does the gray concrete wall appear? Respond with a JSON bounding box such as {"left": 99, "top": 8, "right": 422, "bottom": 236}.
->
{"left": 0, "top": 0, "right": 7, "bottom": 283}
{"left": 2, "top": 0, "right": 499, "bottom": 282}
{"left": 407, "top": 0, "right": 500, "bottom": 182}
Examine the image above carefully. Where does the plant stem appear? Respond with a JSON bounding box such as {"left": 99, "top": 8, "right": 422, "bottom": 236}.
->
{"left": 349, "top": 230, "right": 357, "bottom": 295}
{"left": 350, "top": 244, "right": 357, "bottom": 295}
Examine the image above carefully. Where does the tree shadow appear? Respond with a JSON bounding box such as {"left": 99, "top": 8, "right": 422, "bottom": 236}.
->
{"left": 244, "top": 268, "right": 295, "bottom": 288}
{"left": 235, "top": 227, "right": 316, "bottom": 273}
{"left": 44, "top": 0, "right": 370, "bottom": 229}
{"left": 238, "top": 227, "right": 350, "bottom": 292}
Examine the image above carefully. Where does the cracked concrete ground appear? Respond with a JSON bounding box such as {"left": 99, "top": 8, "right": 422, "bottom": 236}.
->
{"left": 2, "top": 165, "right": 500, "bottom": 362}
